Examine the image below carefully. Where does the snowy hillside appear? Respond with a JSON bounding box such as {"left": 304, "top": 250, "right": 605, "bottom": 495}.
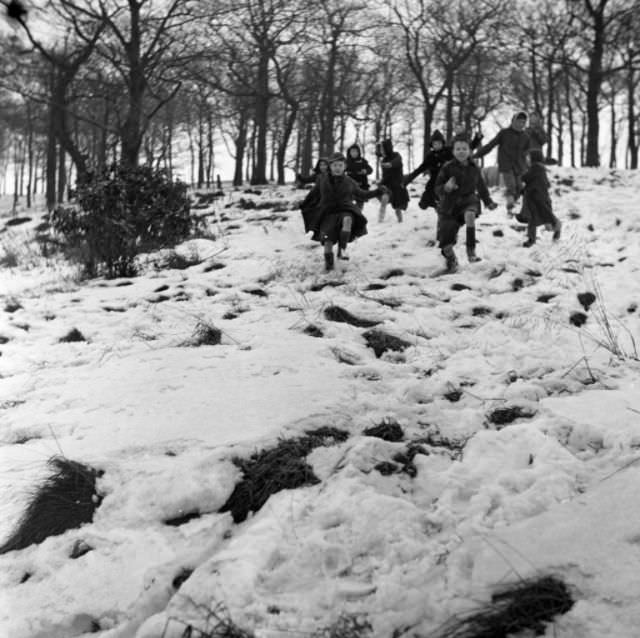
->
{"left": 1, "top": 167, "right": 640, "bottom": 638}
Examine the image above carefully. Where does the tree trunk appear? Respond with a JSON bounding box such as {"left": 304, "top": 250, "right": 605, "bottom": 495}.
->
{"left": 445, "top": 74, "right": 454, "bottom": 141}
{"left": 627, "top": 62, "right": 638, "bottom": 169}
{"left": 565, "top": 73, "right": 576, "bottom": 168}
{"left": 233, "top": 110, "right": 248, "bottom": 187}
{"left": 57, "top": 144, "right": 66, "bottom": 203}
{"left": 277, "top": 103, "right": 298, "bottom": 185}
{"left": 18, "top": 140, "right": 25, "bottom": 197}
{"left": 206, "top": 111, "right": 214, "bottom": 187}
{"left": 585, "top": 7, "right": 605, "bottom": 167}
{"left": 546, "top": 60, "right": 555, "bottom": 160}
{"left": 580, "top": 112, "right": 587, "bottom": 166}
{"left": 252, "top": 48, "right": 270, "bottom": 184}
{"left": 300, "top": 106, "right": 314, "bottom": 176}
{"left": 197, "top": 109, "right": 205, "bottom": 188}
{"left": 556, "top": 88, "right": 564, "bottom": 166}
{"left": 319, "top": 42, "right": 338, "bottom": 157}
{"left": 46, "top": 93, "right": 57, "bottom": 211}
{"left": 422, "top": 104, "right": 435, "bottom": 161}
{"left": 26, "top": 101, "right": 34, "bottom": 208}
{"left": 609, "top": 92, "right": 617, "bottom": 168}
{"left": 531, "top": 41, "right": 541, "bottom": 115}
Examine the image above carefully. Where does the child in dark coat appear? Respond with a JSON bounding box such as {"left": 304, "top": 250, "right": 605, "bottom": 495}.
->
{"left": 474, "top": 112, "right": 531, "bottom": 217}
{"left": 346, "top": 144, "right": 374, "bottom": 211}
{"left": 435, "top": 136, "right": 497, "bottom": 272}
{"left": 520, "top": 149, "right": 561, "bottom": 247}
{"left": 405, "top": 128, "right": 483, "bottom": 211}
{"left": 378, "top": 138, "right": 409, "bottom": 223}
{"left": 305, "top": 152, "right": 386, "bottom": 271}
{"left": 299, "top": 158, "right": 330, "bottom": 234}
{"left": 404, "top": 130, "right": 453, "bottom": 211}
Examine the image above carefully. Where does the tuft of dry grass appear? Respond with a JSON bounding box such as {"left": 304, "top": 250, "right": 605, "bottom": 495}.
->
{"left": 0, "top": 456, "right": 103, "bottom": 554}
{"left": 430, "top": 575, "right": 574, "bottom": 638}
{"left": 219, "top": 427, "right": 349, "bottom": 523}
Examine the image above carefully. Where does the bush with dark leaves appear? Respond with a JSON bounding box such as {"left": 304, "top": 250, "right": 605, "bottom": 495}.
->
{"left": 50, "top": 164, "right": 198, "bottom": 278}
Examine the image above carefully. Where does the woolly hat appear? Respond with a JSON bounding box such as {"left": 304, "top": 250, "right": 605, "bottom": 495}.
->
{"left": 328, "top": 152, "right": 347, "bottom": 164}
{"left": 430, "top": 129, "right": 445, "bottom": 144}
{"left": 514, "top": 111, "right": 528, "bottom": 121}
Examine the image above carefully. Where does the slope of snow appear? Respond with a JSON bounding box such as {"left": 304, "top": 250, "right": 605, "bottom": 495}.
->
{"left": 1, "top": 168, "right": 640, "bottom": 637}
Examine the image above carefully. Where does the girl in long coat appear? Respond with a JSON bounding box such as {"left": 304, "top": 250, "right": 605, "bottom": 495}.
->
{"left": 345, "top": 144, "right": 373, "bottom": 210}
{"left": 378, "top": 139, "right": 409, "bottom": 223}
{"left": 520, "top": 149, "right": 561, "bottom": 246}
{"left": 404, "top": 130, "right": 453, "bottom": 211}
{"left": 305, "top": 152, "right": 386, "bottom": 271}
{"left": 298, "top": 158, "right": 329, "bottom": 234}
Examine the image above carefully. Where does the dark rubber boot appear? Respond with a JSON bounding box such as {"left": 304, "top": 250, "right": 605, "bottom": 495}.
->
{"left": 442, "top": 246, "right": 458, "bottom": 273}
{"left": 324, "top": 251, "right": 334, "bottom": 271}
{"left": 523, "top": 224, "right": 536, "bottom": 247}
{"left": 466, "top": 227, "right": 481, "bottom": 262}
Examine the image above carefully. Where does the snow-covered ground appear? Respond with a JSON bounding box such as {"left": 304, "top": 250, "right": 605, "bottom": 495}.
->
{"left": 1, "top": 168, "right": 640, "bottom": 638}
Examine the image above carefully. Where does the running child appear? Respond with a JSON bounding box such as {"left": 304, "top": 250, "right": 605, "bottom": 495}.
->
{"left": 304, "top": 152, "right": 387, "bottom": 271}
{"left": 435, "top": 136, "right": 498, "bottom": 272}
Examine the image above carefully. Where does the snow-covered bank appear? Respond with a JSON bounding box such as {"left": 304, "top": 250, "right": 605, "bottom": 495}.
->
{"left": 2, "top": 167, "right": 640, "bottom": 637}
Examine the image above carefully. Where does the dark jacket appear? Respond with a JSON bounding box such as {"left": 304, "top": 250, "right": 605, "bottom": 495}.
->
{"left": 521, "top": 162, "right": 554, "bottom": 226}
{"left": 526, "top": 125, "right": 548, "bottom": 151}
{"left": 379, "top": 139, "right": 409, "bottom": 210}
{"left": 345, "top": 144, "right": 373, "bottom": 189}
{"left": 475, "top": 126, "right": 531, "bottom": 175}
{"left": 435, "top": 158, "right": 492, "bottom": 218}
{"left": 405, "top": 147, "right": 454, "bottom": 185}
{"left": 302, "top": 173, "right": 380, "bottom": 240}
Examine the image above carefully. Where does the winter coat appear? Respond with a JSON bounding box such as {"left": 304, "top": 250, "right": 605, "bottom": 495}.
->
{"left": 475, "top": 126, "right": 531, "bottom": 175}
{"left": 526, "top": 125, "right": 548, "bottom": 151}
{"left": 345, "top": 144, "right": 373, "bottom": 190}
{"left": 302, "top": 173, "right": 380, "bottom": 242}
{"left": 520, "top": 162, "right": 554, "bottom": 226}
{"left": 379, "top": 139, "right": 409, "bottom": 210}
{"left": 435, "top": 159, "right": 493, "bottom": 220}
{"left": 404, "top": 146, "right": 454, "bottom": 210}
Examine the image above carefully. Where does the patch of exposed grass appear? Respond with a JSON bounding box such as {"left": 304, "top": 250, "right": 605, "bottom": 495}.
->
{"left": 0, "top": 456, "right": 103, "bottom": 554}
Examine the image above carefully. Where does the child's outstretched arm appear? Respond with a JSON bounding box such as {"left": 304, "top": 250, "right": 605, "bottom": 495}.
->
{"left": 474, "top": 130, "right": 502, "bottom": 158}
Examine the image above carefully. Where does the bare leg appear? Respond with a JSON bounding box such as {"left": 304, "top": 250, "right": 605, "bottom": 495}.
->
{"left": 395, "top": 208, "right": 403, "bottom": 222}
{"left": 338, "top": 216, "right": 353, "bottom": 260}
{"left": 379, "top": 193, "right": 389, "bottom": 222}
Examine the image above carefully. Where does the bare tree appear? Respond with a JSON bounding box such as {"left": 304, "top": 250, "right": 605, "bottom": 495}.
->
{"left": 390, "top": 0, "right": 508, "bottom": 161}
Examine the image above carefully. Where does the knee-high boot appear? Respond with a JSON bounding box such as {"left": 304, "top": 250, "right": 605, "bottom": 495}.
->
{"left": 466, "top": 227, "right": 481, "bottom": 262}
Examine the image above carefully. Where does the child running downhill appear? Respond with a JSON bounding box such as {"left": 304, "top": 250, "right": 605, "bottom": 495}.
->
{"left": 474, "top": 112, "right": 530, "bottom": 217}
{"left": 377, "top": 139, "right": 409, "bottom": 223}
{"left": 520, "top": 148, "right": 562, "bottom": 247}
{"left": 404, "top": 130, "right": 452, "bottom": 212}
{"left": 304, "top": 152, "right": 387, "bottom": 271}
{"left": 435, "top": 136, "right": 498, "bottom": 273}
{"left": 345, "top": 143, "right": 374, "bottom": 211}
